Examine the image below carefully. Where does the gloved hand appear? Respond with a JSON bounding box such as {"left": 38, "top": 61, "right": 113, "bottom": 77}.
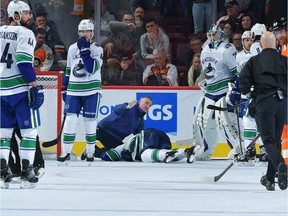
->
{"left": 126, "top": 99, "right": 137, "bottom": 109}
{"left": 77, "top": 37, "right": 91, "bottom": 55}
{"left": 29, "top": 85, "right": 44, "bottom": 110}
{"left": 226, "top": 82, "right": 241, "bottom": 106}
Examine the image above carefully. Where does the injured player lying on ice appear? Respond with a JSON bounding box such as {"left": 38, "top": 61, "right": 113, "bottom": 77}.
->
{"left": 101, "top": 128, "right": 200, "bottom": 163}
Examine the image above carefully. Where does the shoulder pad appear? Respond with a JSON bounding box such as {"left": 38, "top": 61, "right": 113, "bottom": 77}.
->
{"left": 225, "top": 43, "right": 232, "bottom": 49}
{"left": 91, "top": 42, "right": 100, "bottom": 47}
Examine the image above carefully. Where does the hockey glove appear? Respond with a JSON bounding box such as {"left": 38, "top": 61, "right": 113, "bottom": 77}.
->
{"left": 126, "top": 99, "right": 137, "bottom": 109}
{"left": 226, "top": 82, "right": 241, "bottom": 106}
{"left": 29, "top": 85, "right": 44, "bottom": 110}
{"left": 77, "top": 37, "right": 95, "bottom": 74}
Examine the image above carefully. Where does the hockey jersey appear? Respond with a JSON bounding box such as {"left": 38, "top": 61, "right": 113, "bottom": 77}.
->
{"left": 200, "top": 42, "right": 237, "bottom": 96}
{"left": 65, "top": 42, "right": 103, "bottom": 96}
{"left": 34, "top": 43, "right": 54, "bottom": 72}
{"left": 0, "top": 25, "right": 36, "bottom": 96}
{"left": 236, "top": 50, "right": 253, "bottom": 73}
{"left": 250, "top": 41, "right": 262, "bottom": 56}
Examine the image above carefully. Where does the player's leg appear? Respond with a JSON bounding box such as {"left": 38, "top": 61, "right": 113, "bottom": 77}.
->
{"left": 102, "top": 144, "right": 126, "bottom": 161}
{"left": 58, "top": 95, "right": 81, "bottom": 162}
{"left": 1, "top": 97, "right": 18, "bottom": 188}
{"left": 82, "top": 93, "right": 100, "bottom": 163}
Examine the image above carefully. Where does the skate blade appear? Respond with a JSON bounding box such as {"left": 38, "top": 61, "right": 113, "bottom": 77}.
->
{"left": 11, "top": 177, "right": 21, "bottom": 184}
{"left": 164, "top": 153, "right": 179, "bottom": 164}
{"left": 0, "top": 181, "right": 9, "bottom": 189}
{"left": 57, "top": 161, "right": 69, "bottom": 166}
{"left": 20, "top": 181, "right": 36, "bottom": 189}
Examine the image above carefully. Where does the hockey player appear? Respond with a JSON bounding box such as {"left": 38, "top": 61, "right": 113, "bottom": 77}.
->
{"left": 0, "top": 0, "right": 44, "bottom": 189}
{"left": 250, "top": 23, "right": 266, "bottom": 56}
{"left": 191, "top": 24, "right": 240, "bottom": 161}
{"left": 57, "top": 19, "right": 103, "bottom": 163}
{"left": 101, "top": 128, "right": 198, "bottom": 163}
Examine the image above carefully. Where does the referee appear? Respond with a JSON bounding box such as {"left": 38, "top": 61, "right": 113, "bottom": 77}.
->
{"left": 239, "top": 31, "right": 287, "bottom": 191}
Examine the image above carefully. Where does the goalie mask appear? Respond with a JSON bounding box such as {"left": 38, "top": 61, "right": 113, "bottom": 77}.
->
{"left": 207, "top": 24, "right": 224, "bottom": 48}
{"left": 7, "top": 0, "right": 31, "bottom": 22}
{"left": 251, "top": 23, "right": 266, "bottom": 40}
{"left": 78, "top": 19, "right": 94, "bottom": 40}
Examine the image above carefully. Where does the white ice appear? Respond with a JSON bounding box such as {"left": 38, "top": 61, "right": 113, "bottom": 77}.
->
{"left": 1, "top": 159, "right": 287, "bottom": 216}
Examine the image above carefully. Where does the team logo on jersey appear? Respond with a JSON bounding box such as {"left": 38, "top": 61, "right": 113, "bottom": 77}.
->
{"left": 204, "top": 63, "right": 215, "bottom": 79}
{"left": 34, "top": 57, "right": 41, "bottom": 68}
{"left": 136, "top": 92, "right": 177, "bottom": 134}
{"left": 72, "top": 60, "right": 86, "bottom": 77}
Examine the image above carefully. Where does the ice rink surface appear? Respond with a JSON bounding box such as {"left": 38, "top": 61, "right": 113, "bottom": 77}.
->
{"left": 1, "top": 159, "right": 287, "bottom": 216}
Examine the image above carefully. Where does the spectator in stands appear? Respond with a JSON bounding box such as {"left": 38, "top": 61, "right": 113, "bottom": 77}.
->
{"left": 140, "top": 19, "right": 170, "bottom": 60}
{"left": 143, "top": 48, "right": 178, "bottom": 86}
{"left": 33, "top": 28, "right": 54, "bottom": 72}
{"left": 216, "top": 0, "right": 243, "bottom": 28}
{"left": 32, "top": 11, "right": 67, "bottom": 71}
{"left": 221, "top": 20, "right": 237, "bottom": 43}
{"left": 236, "top": 13, "right": 252, "bottom": 33}
{"left": 132, "top": 7, "right": 147, "bottom": 58}
{"left": 192, "top": 0, "right": 213, "bottom": 34}
{"left": 129, "top": 0, "right": 160, "bottom": 12}
{"left": 187, "top": 53, "right": 204, "bottom": 86}
{"left": 163, "top": 0, "right": 192, "bottom": 17}
{"left": 232, "top": 32, "right": 243, "bottom": 52}
{"left": 185, "top": 36, "right": 203, "bottom": 68}
{"left": 112, "top": 53, "right": 143, "bottom": 86}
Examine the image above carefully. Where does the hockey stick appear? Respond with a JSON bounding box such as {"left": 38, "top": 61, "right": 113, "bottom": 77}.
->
{"left": 42, "top": 114, "right": 66, "bottom": 148}
{"left": 201, "top": 133, "right": 261, "bottom": 182}
{"left": 207, "top": 101, "right": 246, "bottom": 112}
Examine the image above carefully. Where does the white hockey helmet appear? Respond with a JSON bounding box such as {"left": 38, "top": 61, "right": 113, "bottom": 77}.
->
{"left": 78, "top": 19, "right": 94, "bottom": 38}
{"left": 241, "top": 31, "right": 252, "bottom": 40}
{"left": 251, "top": 23, "right": 266, "bottom": 39}
{"left": 207, "top": 24, "right": 224, "bottom": 47}
{"left": 7, "top": 0, "right": 30, "bottom": 21}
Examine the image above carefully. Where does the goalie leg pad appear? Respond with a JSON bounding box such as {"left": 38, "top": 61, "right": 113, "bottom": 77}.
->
{"left": 195, "top": 96, "right": 218, "bottom": 159}
{"left": 214, "top": 97, "right": 241, "bottom": 150}
{"left": 242, "top": 114, "right": 258, "bottom": 149}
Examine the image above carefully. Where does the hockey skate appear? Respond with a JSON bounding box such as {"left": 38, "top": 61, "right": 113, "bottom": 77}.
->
{"left": 33, "top": 166, "right": 45, "bottom": 179}
{"left": 81, "top": 149, "right": 87, "bottom": 160}
{"left": 0, "top": 159, "right": 12, "bottom": 189}
{"left": 185, "top": 145, "right": 201, "bottom": 163}
{"left": 164, "top": 150, "right": 179, "bottom": 164}
{"left": 86, "top": 153, "right": 94, "bottom": 166}
{"left": 257, "top": 146, "right": 268, "bottom": 163}
{"left": 20, "top": 159, "right": 38, "bottom": 189}
{"left": 237, "top": 146, "right": 256, "bottom": 166}
{"left": 57, "top": 153, "right": 70, "bottom": 166}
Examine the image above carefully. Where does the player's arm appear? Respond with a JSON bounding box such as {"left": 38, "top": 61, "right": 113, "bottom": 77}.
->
{"left": 77, "top": 39, "right": 102, "bottom": 74}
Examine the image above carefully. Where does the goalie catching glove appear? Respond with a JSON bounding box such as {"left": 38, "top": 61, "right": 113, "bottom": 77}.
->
{"left": 29, "top": 85, "right": 44, "bottom": 110}
{"left": 226, "top": 82, "right": 241, "bottom": 106}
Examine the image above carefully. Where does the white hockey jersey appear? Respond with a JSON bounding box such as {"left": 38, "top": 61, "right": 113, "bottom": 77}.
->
{"left": 236, "top": 50, "right": 253, "bottom": 74}
{"left": 201, "top": 42, "right": 237, "bottom": 96}
{"left": 250, "top": 41, "right": 262, "bottom": 56}
{"left": 65, "top": 42, "right": 103, "bottom": 96}
{"left": 0, "top": 25, "right": 36, "bottom": 96}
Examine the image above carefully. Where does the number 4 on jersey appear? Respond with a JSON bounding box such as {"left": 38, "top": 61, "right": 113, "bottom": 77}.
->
{"left": 1, "top": 43, "right": 13, "bottom": 69}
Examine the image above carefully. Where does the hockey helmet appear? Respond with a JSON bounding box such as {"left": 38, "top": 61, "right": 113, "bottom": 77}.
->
{"left": 241, "top": 31, "right": 252, "bottom": 40}
{"left": 207, "top": 24, "right": 224, "bottom": 47}
{"left": 272, "top": 17, "right": 287, "bottom": 32}
{"left": 7, "top": 0, "right": 31, "bottom": 21}
{"left": 78, "top": 19, "right": 94, "bottom": 38}
{"left": 251, "top": 23, "right": 266, "bottom": 39}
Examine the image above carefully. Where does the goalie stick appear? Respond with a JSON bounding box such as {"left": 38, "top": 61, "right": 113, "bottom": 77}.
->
{"left": 207, "top": 101, "right": 247, "bottom": 112}
{"left": 202, "top": 133, "right": 261, "bottom": 182}
{"left": 42, "top": 114, "right": 66, "bottom": 148}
